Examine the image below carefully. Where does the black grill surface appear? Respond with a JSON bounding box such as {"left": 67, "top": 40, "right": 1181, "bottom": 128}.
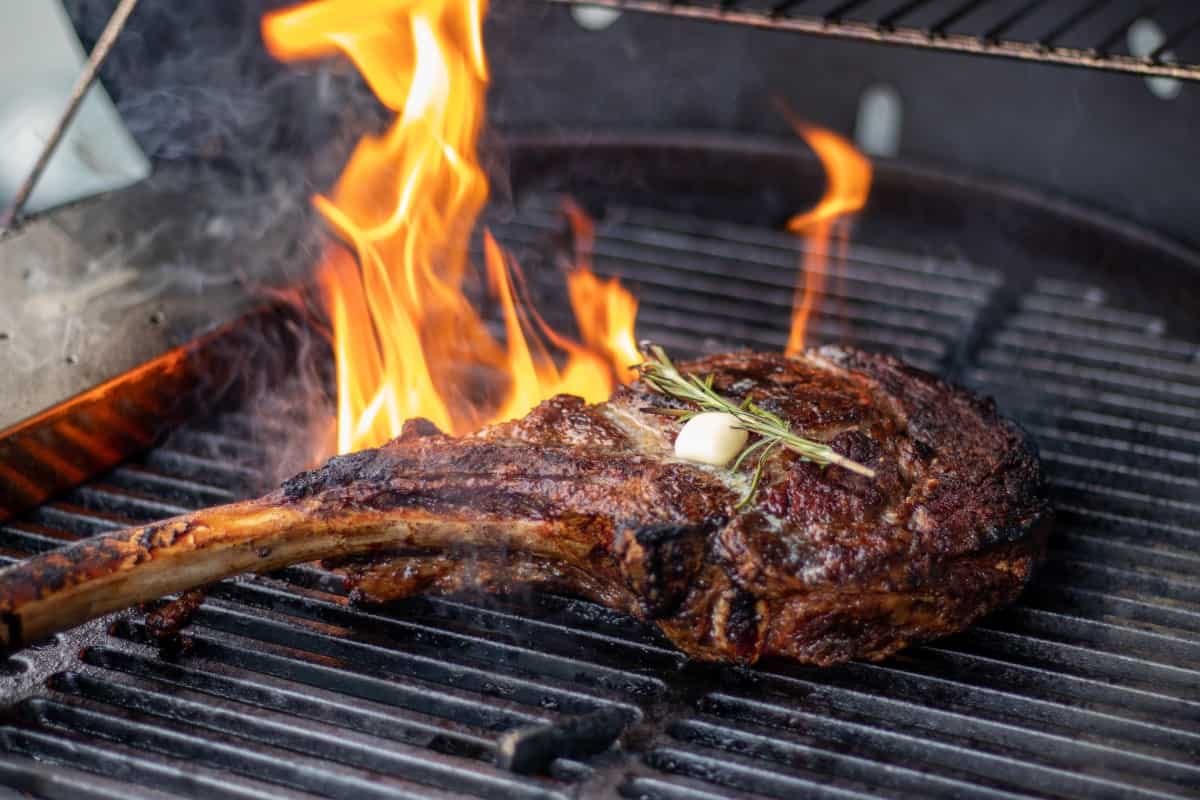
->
{"left": 2, "top": 196, "right": 1199, "bottom": 799}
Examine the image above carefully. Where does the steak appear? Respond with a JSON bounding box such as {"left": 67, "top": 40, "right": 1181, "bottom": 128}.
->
{"left": 0, "top": 348, "right": 1050, "bottom": 665}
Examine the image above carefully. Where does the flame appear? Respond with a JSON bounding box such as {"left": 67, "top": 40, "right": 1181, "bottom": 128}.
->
{"left": 563, "top": 200, "right": 641, "bottom": 384}
{"left": 784, "top": 124, "right": 873, "bottom": 354}
{"left": 263, "top": 0, "right": 637, "bottom": 454}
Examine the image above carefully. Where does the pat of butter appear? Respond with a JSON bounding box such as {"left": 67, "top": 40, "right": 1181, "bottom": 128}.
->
{"left": 674, "top": 412, "right": 749, "bottom": 467}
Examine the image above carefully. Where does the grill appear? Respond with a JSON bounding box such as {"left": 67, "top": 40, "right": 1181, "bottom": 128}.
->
{"left": 550, "top": 0, "right": 1200, "bottom": 81}
{"left": 1, "top": 135, "right": 1198, "bottom": 799}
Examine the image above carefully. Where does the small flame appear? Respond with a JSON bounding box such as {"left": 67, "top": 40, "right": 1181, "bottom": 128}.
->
{"left": 263, "top": 0, "right": 637, "bottom": 454}
{"left": 784, "top": 123, "right": 873, "bottom": 354}
{"left": 563, "top": 200, "right": 641, "bottom": 384}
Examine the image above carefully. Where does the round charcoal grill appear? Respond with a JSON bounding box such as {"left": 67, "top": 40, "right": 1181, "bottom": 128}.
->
{"left": 1, "top": 134, "right": 1199, "bottom": 800}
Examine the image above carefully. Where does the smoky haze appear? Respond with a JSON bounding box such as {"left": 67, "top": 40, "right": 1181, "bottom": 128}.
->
{"left": 46, "top": 0, "right": 396, "bottom": 481}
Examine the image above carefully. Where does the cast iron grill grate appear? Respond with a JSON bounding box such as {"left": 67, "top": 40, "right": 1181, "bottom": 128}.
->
{"left": 1, "top": 198, "right": 1199, "bottom": 799}
{"left": 548, "top": 0, "right": 1200, "bottom": 82}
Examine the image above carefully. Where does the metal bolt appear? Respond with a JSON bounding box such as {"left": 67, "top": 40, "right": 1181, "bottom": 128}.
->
{"left": 1128, "top": 19, "right": 1182, "bottom": 100}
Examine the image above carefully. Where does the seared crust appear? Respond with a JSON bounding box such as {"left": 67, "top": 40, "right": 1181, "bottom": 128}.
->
{"left": 0, "top": 347, "right": 1048, "bottom": 665}
{"left": 316, "top": 347, "right": 1050, "bottom": 665}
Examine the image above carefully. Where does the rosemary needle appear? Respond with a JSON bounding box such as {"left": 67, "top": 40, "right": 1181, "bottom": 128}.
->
{"left": 635, "top": 344, "right": 876, "bottom": 508}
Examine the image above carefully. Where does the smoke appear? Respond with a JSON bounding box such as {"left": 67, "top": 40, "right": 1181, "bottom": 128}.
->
{"left": 11, "top": 0, "right": 397, "bottom": 480}
{"left": 14, "top": 2, "right": 576, "bottom": 483}
{"left": 71, "top": 1, "right": 329, "bottom": 164}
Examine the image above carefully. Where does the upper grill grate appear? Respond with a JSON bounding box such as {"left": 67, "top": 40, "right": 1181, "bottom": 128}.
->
{"left": 1, "top": 196, "right": 1199, "bottom": 799}
{"left": 549, "top": 0, "right": 1200, "bottom": 82}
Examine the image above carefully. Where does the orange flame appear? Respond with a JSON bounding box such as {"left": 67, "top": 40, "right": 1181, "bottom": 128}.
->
{"left": 563, "top": 200, "right": 641, "bottom": 384}
{"left": 784, "top": 124, "right": 873, "bottom": 354}
{"left": 263, "top": 0, "right": 638, "bottom": 454}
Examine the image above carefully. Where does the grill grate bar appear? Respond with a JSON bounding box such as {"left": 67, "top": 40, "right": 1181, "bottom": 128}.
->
{"left": 983, "top": 607, "right": 1200, "bottom": 669}
{"left": 509, "top": 198, "right": 1002, "bottom": 287}
{"left": 553, "top": 277, "right": 954, "bottom": 351}
{"left": 620, "top": 775, "right": 739, "bottom": 800}
{"left": 1051, "top": 477, "right": 1200, "bottom": 520}
{"left": 929, "top": 0, "right": 989, "bottom": 34}
{"left": 969, "top": 369, "right": 1200, "bottom": 429}
{"left": 837, "top": 654, "right": 1200, "bottom": 748}
{"left": 22, "top": 697, "right": 461, "bottom": 800}
{"left": 983, "top": 0, "right": 1049, "bottom": 41}
{"left": 1007, "top": 313, "right": 1197, "bottom": 358}
{"left": 48, "top": 671, "right": 561, "bottom": 800}
{"left": 1056, "top": 503, "right": 1200, "bottom": 544}
{"left": 163, "top": 431, "right": 271, "bottom": 466}
{"left": 483, "top": 196, "right": 998, "bottom": 369}
{"left": 105, "top": 466, "right": 238, "bottom": 507}
{"left": 696, "top": 693, "right": 1182, "bottom": 800}
{"left": 592, "top": 298, "right": 946, "bottom": 364}
{"left": 83, "top": 647, "right": 498, "bottom": 759}
{"left": 184, "top": 604, "right": 643, "bottom": 716}
{"left": 670, "top": 717, "right": 1034, "bottom": 800}
{"left": 546, "top": 0, "right": 1200, "bottom": 80}
{"left": 0, "top": 523, "right": 76, "bottom": 554}
{"left": 1046, "top": 556, "right": 1200, "bottom": 608}
{"left": 205, "top": 582, "right": 670, "bottom": 697}
{"left": 1016, "top": 295, "right": 1164, "bottom": 334}
{"left": 989, "top": 334, "right": 1200, "bottom": 383}
{"left": 1096, "top": 4, "right": 1162, "bottom": 53}
{"left": 977, "top": 352, "right": 1200, "bottom": 403}
{"left": 612, "top": 203, "right": 1002, "bottom": 285}
{"left": 0, "top": 725, "right": 327, "bottom": 800}
{"left": 947, "top": 627, "right": 1200, "bottom": 699}
{"left": 1031, "top": 428, "right": 1200, "bottom": 472}
{"left": 65, "top": 484, "right": 192, "bottom": 521}
{"left": 138, "top": 448, "right": 263, "bottom": 492}
{"left": 111, "top": 619, "right": 553, "bottom": 732}
{"left": 712, "top": 682, "right": 1198, "bottom": 796}
{"left": 1040, "top": 0, "right": 1114, "bottom": 47}
{"left": 487, "top": 224, "right": 992, "bottom": 310}
{"left": 1049, "top": 531, "right": 1200, "bottom": 576}
{"left": 1029, "top": 584, "right": 1200, "bottom": 638}
{"left": 644, "top": 745, "right": 878, "bottom": 800}
{"left": 1041, "top": 451, "right": 1198, "bottom": 494}
{"left": 25, "top": 505, "right": 125, "bottom": 537}
{"left": 188, "top": 411, "right": 296, "bottom": 442}
{"left": 1059, "top": 408, "right": 1200, "bottom": 445}
{"left": 879, "top": 0, "right": 935, "bottom": 31}
{"left": 1149, "top": 9, "right": 1200, "bottom": 59}
{"left": 384, "top": 594, "right": 689, "bottom": 669}
{"left": 753, "top": 663, "right": 1200, "bottom": 765}
{"left": 583, "top": 256, "right": 978, "bottom": 334}
{"left": 907, "top": 644, "right": 1200, "bottom": 734}
{"left": 0, "top": 756, "right": 183, "bottom": 800}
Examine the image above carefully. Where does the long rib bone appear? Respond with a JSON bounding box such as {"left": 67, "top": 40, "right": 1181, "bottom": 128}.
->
{"left": 0, "top": 494, "right": 576, "bottom": 654}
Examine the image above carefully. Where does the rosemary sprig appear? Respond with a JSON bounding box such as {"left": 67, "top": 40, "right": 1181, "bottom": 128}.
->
{"left": 635, "top": 344, "right": 875, "bottom": 507}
